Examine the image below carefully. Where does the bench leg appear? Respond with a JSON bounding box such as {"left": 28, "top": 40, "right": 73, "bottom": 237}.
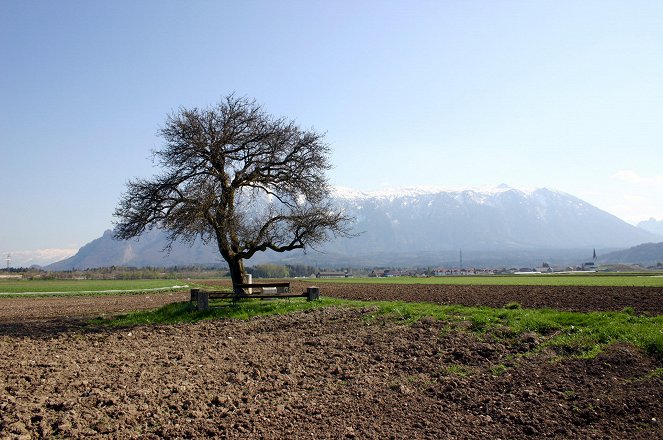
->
{"left": 197, "top": 291, "right": 209, "bottom": 310}
{"left": 306, "top": 287, "right": 320, "bottom": 301}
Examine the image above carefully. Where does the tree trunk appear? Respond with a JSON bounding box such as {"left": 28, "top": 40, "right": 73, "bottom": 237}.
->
{"left": 227, "top": 258, "right": 246, "bottom": 293}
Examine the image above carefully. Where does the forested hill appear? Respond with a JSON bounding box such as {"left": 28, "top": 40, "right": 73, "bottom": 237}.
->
{"left": 600, "top": 242, "right": 663, "bottom": 267}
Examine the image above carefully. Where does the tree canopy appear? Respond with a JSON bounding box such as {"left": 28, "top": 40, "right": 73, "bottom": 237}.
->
{"left": 114, "top": 95, "right": 352, "bottom": 287}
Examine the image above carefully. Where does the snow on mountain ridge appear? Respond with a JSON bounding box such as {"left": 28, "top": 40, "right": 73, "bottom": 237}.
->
{"left": 332, "top": 185, "right": 554, "bottom": 201}
{"left": 46, "top": 184, "right": 662, "bottom": 270}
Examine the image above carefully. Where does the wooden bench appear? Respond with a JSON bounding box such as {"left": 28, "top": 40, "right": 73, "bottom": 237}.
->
{"left": 235, "top": 282, "right": 291, "bottom": 295}
{"left": 190, "top": 283, "right": 320, "bottom": 310}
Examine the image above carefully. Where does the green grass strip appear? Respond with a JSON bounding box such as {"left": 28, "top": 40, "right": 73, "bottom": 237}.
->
{"left": 93, "top": 297, "right": 339, "bottom": 326}
{"left": 0, "top": 279, "right": 189, "bottom": 294}
{"left": 95, "top": 297, "right": 663, "bottom": 356}
{"left": 370, "top": 300, "right": 663, "bottom": 355}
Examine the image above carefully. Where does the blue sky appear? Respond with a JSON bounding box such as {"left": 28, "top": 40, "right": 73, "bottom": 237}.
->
{"left": 1, "top": 1, "right": 663, "bottom": 266}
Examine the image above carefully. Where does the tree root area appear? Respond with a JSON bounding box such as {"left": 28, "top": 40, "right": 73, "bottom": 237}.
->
{"left": 1, "top": 303, "right": 661, "bottom": 438}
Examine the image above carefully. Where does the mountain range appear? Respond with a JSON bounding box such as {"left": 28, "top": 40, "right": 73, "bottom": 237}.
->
{"left": 47, "top": 185, "right": 663, "bottom": 270}
{"left": 600, "top": 242, "right": 663, "bottom": 267}
{"left": 637, "top": 218, "right": 663, "bottom": 236}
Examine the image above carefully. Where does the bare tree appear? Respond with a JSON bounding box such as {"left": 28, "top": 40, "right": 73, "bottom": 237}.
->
{"left": 114, "top": 95, "right": 353, "bottom": 289}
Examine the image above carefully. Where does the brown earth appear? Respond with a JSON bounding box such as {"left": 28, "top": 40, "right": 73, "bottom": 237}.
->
{"left": 297, "top": 282, "right": 663, "bottom": 315}
{"left": 0, "top": 284, "right": 662, "bottom": 439}
{"left": 200, "top": 279, "right": 663, "bottom": 314}
{"left": 0, "top": 292, "right": 188, "bottom": 338}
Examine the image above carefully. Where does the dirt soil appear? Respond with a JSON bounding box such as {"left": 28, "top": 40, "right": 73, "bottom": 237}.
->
{"left": 1, "top": 285, "right": 662, "bottom": 439}
{"left": 293, "top": 281, "right": 663, "bottom": 315}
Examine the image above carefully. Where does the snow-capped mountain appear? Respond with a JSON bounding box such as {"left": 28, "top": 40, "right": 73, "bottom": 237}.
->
{"left": 333, "top": 185, "right": 658, "bottom": 251}
{"left": 47, "top": 185, "right": 663, "bottom": 269}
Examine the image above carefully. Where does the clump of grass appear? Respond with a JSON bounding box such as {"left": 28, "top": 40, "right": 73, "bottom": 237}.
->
{"left": 621, "top": 306, "right": 635, "bottom": 316}
{"left": 439, "top": 364, "right": 476, "bottom": 378}
{"left": 645, "top": 368, "right": 663, "bottom": 379}
{"left": 504, "top": 302, "right": 522, "bottom": 310}
{"left": 562, "top": 390, "right": 576, "bottom": 399}
{"left": 489, "top": 363, "right": 509, "bottom": 376}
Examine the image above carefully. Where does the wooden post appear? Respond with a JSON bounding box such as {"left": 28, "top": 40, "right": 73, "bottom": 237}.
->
{"left": 190, "top": 288, "right": 199, "bottom": 302}
{"left": 197, "top": 290, "right": 209, "bottom": 310}
{"left": 306, "top": 286, "right": 320, "bottom": 301}
{"left": 245, "top": 274, "right": 252, "bottom": 294}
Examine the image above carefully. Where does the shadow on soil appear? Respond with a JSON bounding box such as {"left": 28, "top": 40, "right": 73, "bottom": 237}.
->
{"left": 0, "top": 318, "right": 108, "bottom": 339}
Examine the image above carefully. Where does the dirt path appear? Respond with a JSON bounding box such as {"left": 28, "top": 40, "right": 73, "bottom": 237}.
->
{"left": 0, "top": 285, "right": 661, "bottom": 438}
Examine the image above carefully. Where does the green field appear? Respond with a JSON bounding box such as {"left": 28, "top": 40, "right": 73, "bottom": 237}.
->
{"left": 0, "top": 279, "right": 188, "bottom": 295}
{"left": 315, "top": 274, "right": 663, "bottom": 287}
{"left": 2, "top": 273, "right": 662, "bottom": 295}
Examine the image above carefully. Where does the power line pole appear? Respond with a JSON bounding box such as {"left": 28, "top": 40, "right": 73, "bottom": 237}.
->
{"left": 459, "top": 249, "right": 463, "bottom": 270}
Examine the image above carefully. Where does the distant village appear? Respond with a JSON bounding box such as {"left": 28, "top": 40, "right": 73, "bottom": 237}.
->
{"left": 315, "top": 260, "right": 605, "bottom": 278}
{"left": 3, "top": 256, "right": 661, "bottom": 282}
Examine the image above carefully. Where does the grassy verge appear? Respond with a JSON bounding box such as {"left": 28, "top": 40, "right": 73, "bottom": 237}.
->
{"left": 0, "top": 279, "right": 189, "bottom": 296}
{"left": 95, "top": 297, "right": 663, "bottom": 357}
{"left": 92, "top": 297, "right": 339, "bottom": 326}
{"left": 369, "top": 300, "right": 663, "bottom": 356}
{"left": 0, "top": 288, "right": 188, "bottom": 299}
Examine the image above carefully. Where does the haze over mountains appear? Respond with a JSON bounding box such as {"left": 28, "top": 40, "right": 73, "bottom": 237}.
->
{"left": 637, "top": 218, "right": 663, "bottom": 236}
{"left": 600, "top": 242, "right": 663, "bottom": 267}
{"left": 47, "top": 186, "right": 663, "bottom": 270}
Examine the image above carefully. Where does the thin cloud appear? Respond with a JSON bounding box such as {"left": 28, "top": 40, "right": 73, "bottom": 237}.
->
{"left": 3, "top": 248, "right": 78, "bottom": 268}
{"left": 612, "top": 170, "right": 663, "bottom": 186}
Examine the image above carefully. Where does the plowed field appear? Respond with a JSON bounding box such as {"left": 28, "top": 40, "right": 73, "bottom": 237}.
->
{"left": 297, "top": 281, "right": 663, "bottom": 314}
{"left": 0, "top": 283, "right": 661, "bottom": 438}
